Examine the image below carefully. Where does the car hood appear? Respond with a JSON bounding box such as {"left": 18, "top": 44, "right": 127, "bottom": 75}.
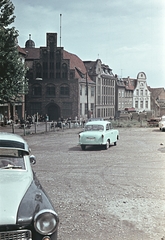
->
{"left": 0, "top": 170, "right": 32, "bottom": 225}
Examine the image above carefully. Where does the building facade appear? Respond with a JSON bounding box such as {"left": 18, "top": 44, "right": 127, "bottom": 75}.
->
{"left": 148, "top": 87, "right": 165, "bottom": 116}
{"left": 23, "top": 33, "right": 95, "bottom": 121}
{"left": 133, "top": 72, "right": 151, "bottom": 112}
{"left": 84, "top": 59, "right": 115, "bottom": 119}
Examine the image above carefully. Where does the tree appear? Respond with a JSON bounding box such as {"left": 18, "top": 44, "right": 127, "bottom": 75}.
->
{"left": 0, "top": 0, "right": 28, "bottom": 104}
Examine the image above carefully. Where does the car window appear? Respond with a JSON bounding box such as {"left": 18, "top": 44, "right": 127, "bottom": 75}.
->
{"left": 0, "top": 156, "right": 25, "bottom": 169}
{"left": 85, "top": 124, "right": 104, "bottom": 131}
{"left": 106, "top": 124, "right": 110, "bottom": 130}
{"left": 0, "top": 149, "right": 26, "bottom": 170}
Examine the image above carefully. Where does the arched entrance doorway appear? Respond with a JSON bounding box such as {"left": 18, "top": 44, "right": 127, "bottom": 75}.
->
{"left": 46, "top": 103, "right": 60, "bottom": 121}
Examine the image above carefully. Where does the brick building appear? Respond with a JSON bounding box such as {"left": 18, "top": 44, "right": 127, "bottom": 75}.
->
{"left": 23, "top": 33, "right": 95, "bottom": 121}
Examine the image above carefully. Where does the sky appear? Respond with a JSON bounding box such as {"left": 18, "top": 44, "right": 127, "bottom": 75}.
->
{"left": 11, "top": 0, "right": 165, "bottom": 88}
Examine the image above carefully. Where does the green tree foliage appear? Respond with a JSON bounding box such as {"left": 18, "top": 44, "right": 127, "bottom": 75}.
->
{"left": 0, "top": 0, "right": 28, "bottom": 104}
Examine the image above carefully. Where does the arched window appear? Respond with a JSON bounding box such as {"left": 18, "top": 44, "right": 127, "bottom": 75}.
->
{"left": 32, "top": 84, "right": 42, "bottom": 96}
{"left": 46, "top": 84, "right": 55, "bottom": 96}
{"left": 60, "top": 84, "right": 69, "bottom": 96}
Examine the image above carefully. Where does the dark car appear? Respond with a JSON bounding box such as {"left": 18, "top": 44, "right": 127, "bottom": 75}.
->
{"left": 0, "top": 132, "right": 59, "bottom": 240}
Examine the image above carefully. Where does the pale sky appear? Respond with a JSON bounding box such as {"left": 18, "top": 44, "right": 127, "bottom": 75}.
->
{"left": 11, "top": 0, "right": 165, "bottom": 88}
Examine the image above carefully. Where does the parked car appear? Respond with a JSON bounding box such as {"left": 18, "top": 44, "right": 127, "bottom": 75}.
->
{"left": 159, "top": 115, "right": 165, "bottom": 131}
{"left": 0, "top": 132, "right": 59, "bottom": 240}
{"left": 147, "top": 117, "right": 160, "bottom": 127}
{"left": 79, "top": 120, "right": 119, "bottom": 150}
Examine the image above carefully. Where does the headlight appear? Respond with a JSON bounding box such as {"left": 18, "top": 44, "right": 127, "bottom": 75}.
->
{"left": 34, "top": 209, "right": 59, "bottom": 235}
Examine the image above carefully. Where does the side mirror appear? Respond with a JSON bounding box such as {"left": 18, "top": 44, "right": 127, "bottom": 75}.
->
{"left": 30, "top": 155, "right": 36, "bottom": 165}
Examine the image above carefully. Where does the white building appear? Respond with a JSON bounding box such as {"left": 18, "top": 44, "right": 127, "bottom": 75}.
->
{"left": 133, "top": 72, "right": 151, "bottom": 112}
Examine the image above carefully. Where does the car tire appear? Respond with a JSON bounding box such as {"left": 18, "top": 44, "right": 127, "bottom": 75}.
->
{"left": 114, "top": 141, "right": 117, "bottom": 146}
{"left": 104, "top": 140, "right": 110, "bottom": 150}
{"left": 81, "top": 145, "right": 86, "bottom": 150}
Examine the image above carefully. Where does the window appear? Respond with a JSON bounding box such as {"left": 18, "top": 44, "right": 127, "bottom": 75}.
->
{"left": 32, "top": 84, "right": 42, "bottom": 96}
{"left": 145, "top": 101, "right": 148, "bottom": 108}
{"left": 62, "top": 63, "right": 68, "bottom": 79}
{"left": 140, "top": 101, "right": 143, "bottom": 108}
{"left": 80, "top": 103, "right": 82, "bottom": 115}
{"left": 60, "top": 84, "right": 69, "bottom": 96}
{"left": 80, "top": 85, "right": 82, "bottom": 95}
{"left": 85, "top": 85, "right": 88, "bottom": 95}
{"left": 136, "top": 89, "right": 139, "bottom": 96}
{"left": 91, "top": 103, "right": 94, "bottom": 114}
{"left": 46, "top": 84, "right": 55, "bottom": 96}
{"left": 135, "top": 101, "right": 138, "bottom": 108}
{"left": 85, "top": 103, "right": 88, "bottom": 114}
{"left": 106, "top": 124, "right": 110, "bottom": 131}
{"left": 56, "top": 72, "right": 60, "bottom": 78}
{"left": 50, "top": 62, "right": 54, "bottom": 70}
{"left": 56, "top": 62, "right": 60, "bottom": 69}
{"left": 36, "top": 63, "right": 42, "bottom": 78}
{"left": 50, "top": 52, "right": 54, "bottom": 60}
{"left": 91, "top": 86, "right": 94, "bottom": 96}
{"left": 97, "top": 109, "right": 101, "bottom": 117}
{"left": 140, "top": 90, "right": 143, "bottom": 96}
{"left": 97, "top": 96, "right": 100, "bottom": 104}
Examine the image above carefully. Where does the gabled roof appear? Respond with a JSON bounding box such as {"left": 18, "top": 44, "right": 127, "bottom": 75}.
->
{"left": 63, "top": 50, "right": 93, "bottom": 82}
{"left": 22, "top": 47, "right": 40, "bottom": 60}
{"left": 17, "top": 46, "right": 26, "bottom": 56}
{"left": 148, "top": 87, "right": 165, "bottom": 100}
{"left": 84, "top": 60, "right": 98, "bottom": 75}
{"left": 123, "top": 77, "right": 137, "bottom": 90}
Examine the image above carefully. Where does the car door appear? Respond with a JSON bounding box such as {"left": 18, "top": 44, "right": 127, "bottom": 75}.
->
{"left": 105, "top": 123, "right": 113, "bottom": 143}
{"left": 108, "top": 123, "right": 116, "bottom": 143}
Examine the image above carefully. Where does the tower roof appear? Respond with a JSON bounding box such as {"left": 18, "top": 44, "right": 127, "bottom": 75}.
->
{"left": 25, "top": 34, "right": 35, "bottom": 48}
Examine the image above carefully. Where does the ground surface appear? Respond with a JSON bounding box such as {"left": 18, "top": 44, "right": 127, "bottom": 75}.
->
{"left": 1, "top": 125, "right": 165, "bottom": 240}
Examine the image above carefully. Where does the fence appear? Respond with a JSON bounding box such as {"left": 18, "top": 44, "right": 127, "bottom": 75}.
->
{"left": 4, "top": 121, "right": 82, "bottom": 136}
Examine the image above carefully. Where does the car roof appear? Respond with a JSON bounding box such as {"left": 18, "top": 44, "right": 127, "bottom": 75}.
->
{"left": 0, "top": 132, "right": 29, "bottom": 154}
{"left": 86, "top": 120, "right": 110, "bottom": 125}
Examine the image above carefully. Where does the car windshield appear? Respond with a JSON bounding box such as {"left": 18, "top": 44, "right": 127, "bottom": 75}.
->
{"left": 0, "top": 149, "right": 26, "bottom": 170}
{"left": 162, "top": 117, "right": 165, "bottom": 121}
{"left": 85, "top": 124, "right": 104, "bottom": 131}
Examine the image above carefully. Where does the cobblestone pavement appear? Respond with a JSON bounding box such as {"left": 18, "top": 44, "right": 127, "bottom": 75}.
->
{"left": 1, "top": 125, "right": 165, "bottom": 240}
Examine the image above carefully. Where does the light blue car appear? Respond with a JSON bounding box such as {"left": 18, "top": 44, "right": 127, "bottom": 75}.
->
{"left": 79, "top": 120, "right": 119, "bottom": 150}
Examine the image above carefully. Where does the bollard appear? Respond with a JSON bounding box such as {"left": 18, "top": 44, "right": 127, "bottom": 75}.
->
{"left": 12, "top": 123, "right": 15, "bottom": 133}
{"left": 34, "top": 122, "right": 37, "bottom": 134}
{"left": 23, "top": 124, "right": 26, "bottom": 136}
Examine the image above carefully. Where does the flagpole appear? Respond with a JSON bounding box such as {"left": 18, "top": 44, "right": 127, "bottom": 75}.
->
{"left": 60, "top": 14, "right": 62, "bottom": 47}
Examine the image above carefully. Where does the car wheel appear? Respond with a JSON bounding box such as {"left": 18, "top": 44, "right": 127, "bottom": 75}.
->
{"left": 81, "top": 145, "right": 86, "bottom": 150}
{"left": 114, "top": 141, "right": 117, "bottom": 146}
{"left": 104, "top": 140, "right": 110, "bottom": 150}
